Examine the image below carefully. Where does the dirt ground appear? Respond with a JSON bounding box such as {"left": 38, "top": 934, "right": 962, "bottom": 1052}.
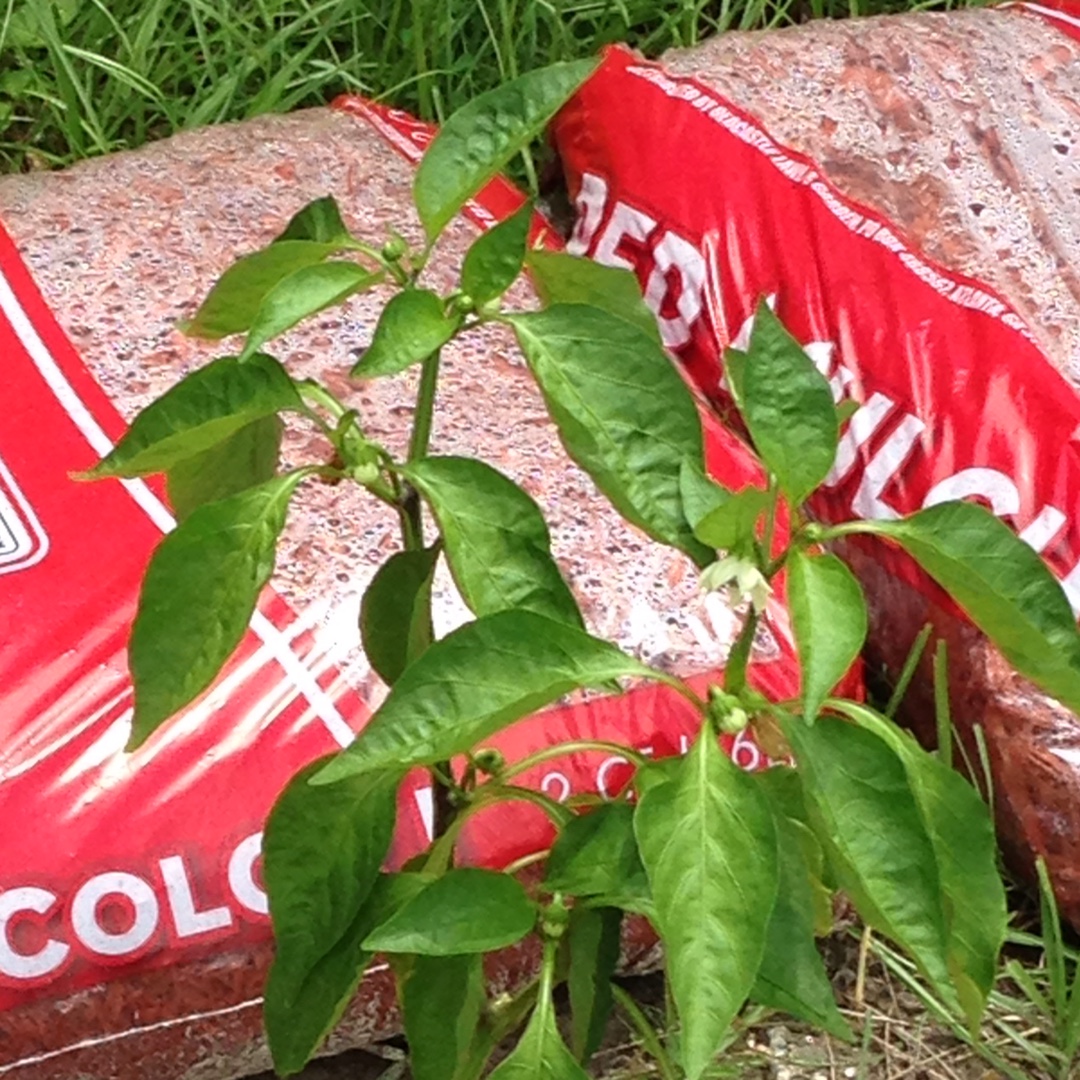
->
{"left": 245, "top": 917, "right": 1064, "bottom": 1080}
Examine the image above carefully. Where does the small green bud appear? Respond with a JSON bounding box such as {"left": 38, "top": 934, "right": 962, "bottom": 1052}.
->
{"left": 350, "top": 461, "right": 380, "bottom": 486}
{"left": 540, "top": 895, "right": 570, "bottom": 940}
{"left": 707, "top": 684, "right": 749, "bottom": 735}
{"left": 472, "top": 748, "right": 505, "bottom": 776}
{"left": 381, "top": 237, "right": 407, "bottom": 261}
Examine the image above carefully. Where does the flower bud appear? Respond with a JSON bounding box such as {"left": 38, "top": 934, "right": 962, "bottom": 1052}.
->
{"left": 381, "top": 237, "right": 407, "bottom": 261}
{"left": 472, "top": 748, "right": 505, "bottom": 776}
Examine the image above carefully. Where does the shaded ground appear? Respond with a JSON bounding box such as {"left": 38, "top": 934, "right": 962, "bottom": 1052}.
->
{"left": 246, "top": 909, "right": 1074, "bottom": 1080}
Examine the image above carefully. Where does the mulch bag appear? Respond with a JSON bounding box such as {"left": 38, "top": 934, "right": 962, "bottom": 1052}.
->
{"left": 551, "top": 1, "right": 1080, "bottom": 923}
{"left": 0, "top": 99, "right": 816, "bottom": 1078}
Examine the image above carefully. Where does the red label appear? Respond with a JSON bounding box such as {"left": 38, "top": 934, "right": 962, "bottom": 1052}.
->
{"left": 553, "top": 34, "right": 1080, "bottom": 617}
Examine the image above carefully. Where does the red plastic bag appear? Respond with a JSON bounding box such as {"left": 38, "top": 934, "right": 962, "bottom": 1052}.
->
{"left": 551, "top": 1, "right": 1080, "bottom": 920}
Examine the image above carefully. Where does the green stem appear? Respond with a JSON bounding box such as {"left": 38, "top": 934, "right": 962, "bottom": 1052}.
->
{"left": 408, "top": 350, "right": 441, "bottom": 463}
{"left": 538, "top": 934, "right": 558, "bottom": 1002}
{"left": 400, "top": 350, "right": 444, "bottom": 832}
{"left": 398, "top": 349, "right": 441, "bottom": 553}
{"left": 814, "top": 519, "right": 883, "bottom": 542}
{"left": 612, "top": 984, "right": 679, "bottom": 1080}
{"left": 496, "top": 785, "right": 574, "bottom": 826}
{"left": 498, "top": 740, "right": 649, "bottom": 783}
{"left": 502, "top": 849, "right": 550, "bottom": 876}
{"left": 761, "top": 476, "right": 780, "bottom": 561}
{"left": 884, "top": 621, "right": 932, "bottom": 720}
{"left": 724, "top": 608, "right": 758, "bottom": 695}
{"left": 431, "top": 758, "right": 455, "bottom": 842}
{"left": 298, "top": 379, "right": 350, "bottom": 421}
{"left": 423, "top": 781, "right": 570, "bottom": 875}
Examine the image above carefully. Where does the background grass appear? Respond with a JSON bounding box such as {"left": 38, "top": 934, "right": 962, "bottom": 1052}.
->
{"left": 0, "top": 0, "right": 965, "bottom": 173}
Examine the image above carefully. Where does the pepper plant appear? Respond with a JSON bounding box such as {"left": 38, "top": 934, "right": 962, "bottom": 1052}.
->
{"left": 83, "top": 60, "right": 1080, "bottom": 1080}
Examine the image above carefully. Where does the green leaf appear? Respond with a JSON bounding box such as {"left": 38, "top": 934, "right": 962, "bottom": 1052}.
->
{"left": 363, "top": 868, "right": 535, "bottom": 956}
{"left": 750, "top": 811, "right": 852, "bottom": 1040}
{"left": 81, "top": 354, "right": 301, "bottom": 479}
{"left": 544, "top": 803, "right": 652, "bottom": 916}
{"left": 275, "top": 196, "right": 354, "bottom": 245}
{"left": 751, "top": 767, "right": 836, "bottom": 925}
{"left": 488, "top": 974, "right": 590, "bottom": 1080}
{"left": 360, "top": 545, "right": 439, "bottom": 686}
{"left": 634, "top": 729, "right": 779, "bottom": 1080}
{"left": 403, "top": 456, "right": 583, "bottom": 628}
{"left": 351, "top": 288, "right": 460, "bottom": 378}
{"left": 241, "top": 261, "right": 378, "bottom": 359}
{"left": 129, "top": 472, "right": 303, "bottom": 745}
{"left": 632, "top": 755, "right": 684, "bottom": 798}
{"left": 313, "top": 610, "right": 660, "bottom": 783}
{"left": 830, "top": 701, "right": 1006, "bottom": 1027}
{"left": 678, "top": 461, "right": 731, "bottom": 531}
{"left": 508, "top": 305, "right": 712, "bottom": 567}
{"left": 402, "top": 954, "right": 487, "bottom": 1080}
{"left": 263, "top": 763, "right": 401, "bottom": 1075}
{"left": 461, "top": 202, "right": 532, "bottom": 305}
{"left": 723, "top": 347, "right": 748, "bottom": 416}
{"left": 741, "top": 300, "right": 837, "bottom": 507}
{"left": 183, "top": 240, "right": 346, "bottom": 339}
{"left": 267, "top": 870, "right": 428, "bottom": 1074}
{"left": 692, "top": 487, "right": 769, "bottom": 553}
{"left": 414, "top": 59, "right": 597, "bottom": 242}
{"left": 863, "top": 501, "right": 1080, "bottom": 713}
{"left": 782, "top": 716, "right": 956, "bottom": 1007}
{"left": 788, "top": 550, "right": 867, "bottom": 722}
{"left": 525, "top": 251, "right": 662, "bottom": 344}
{"left": 567, "top": 907, "right": 621, "bottom": 1063}
{"left": 166, "top": 415, "right": 282, "bottom": 522}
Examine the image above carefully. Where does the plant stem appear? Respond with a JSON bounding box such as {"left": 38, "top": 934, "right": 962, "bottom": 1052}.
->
{"left": 498, "top": 739, "right": 649, "bottom": 782}
{"left": 502, "top": 849, "right": 550, "bottom": 876}
{"left": 400, "top": 350, "right": 447, "bottom": 832}
{"left": 761, "top": 476, "right": 780, "bottom": 561}
{"left": 612, "top": 983, "right": 679, "bottom": 1080}
{"left": 408, "top": 350, "right": 441, "bottom": 463}
{"left": 814, "top": 519, "right": 882, "bottom": 542}
{"left": 724, "top": 609, "right": 758, "bottom": 695}
{"left": 497, "top": 784, "right": 574, "bottom": 825}
{"left": 885, "top": 621, "right": 932, "bottom": 719}
{"left": 431, "top": 758, "right": 455, "bottom": 841}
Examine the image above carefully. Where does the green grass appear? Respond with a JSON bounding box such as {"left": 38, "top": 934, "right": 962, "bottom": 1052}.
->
{"left": 1, "top": 0, "right": 965, "bottom": 173}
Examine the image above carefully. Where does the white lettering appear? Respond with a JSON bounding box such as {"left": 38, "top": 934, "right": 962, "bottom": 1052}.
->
{"left": 567, "top": 173, "right": 609, "bottom": 257}
{"left": 228, "top": 833, "right": 269, "bottom": 916}
{"left": 923, "top": 468, "right": 1021, "bottom": 517}
{"left": 851, "top": 413, "right": 926, "bottom": 521}
{"left": 540, "top": 772, "right": 571, "bottom": 802}
{"left": 593, "top": 202, "right": 656, "bottom": 272}
{"left": 730, "top": 730, "right": 763, "bottom": 772}
{"left": 825, "top": 392, "right": 895, "bottom": 487}
{"left": 71, "top": 872, "right": 158, "bottom": 957}
{"left": 159, "top": 855, "right": 232, "bottom": 938}
{"left": 596, "top": 756, "right": 631, "bottom": 800}
{"left": 828, "top": 363, "right": 856, "bottom": 405}
{"left": 0, "top": 887, "right": 69, "bottom": 979}
{"left": 644, "top": 230, "right": 706, "bottom": 348}
{"left": 1020, "top": 505, "right": 1067, "bottom": 554}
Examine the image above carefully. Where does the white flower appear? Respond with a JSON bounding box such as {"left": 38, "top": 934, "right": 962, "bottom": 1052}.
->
{"left": 700, "top": 554, "right": 773, "bottom": 614}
